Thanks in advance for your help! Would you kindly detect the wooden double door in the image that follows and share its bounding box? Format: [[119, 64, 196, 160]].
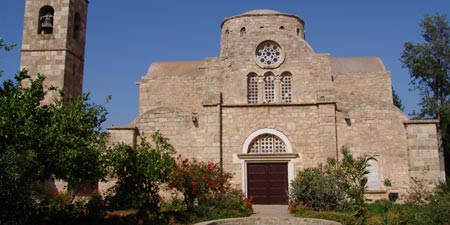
[[247, 163, 288, 205]]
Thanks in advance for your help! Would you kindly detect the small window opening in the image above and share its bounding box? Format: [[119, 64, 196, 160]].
[[279, 26, 285, 30], [260, 26, 264, 29], [345, 118, 351, 126], [225, 29, 229, 49], [296, 28, 300, 36], [38, 5, 55, 34], [73, 13, 81, 40], [240, 27, 246, 37]]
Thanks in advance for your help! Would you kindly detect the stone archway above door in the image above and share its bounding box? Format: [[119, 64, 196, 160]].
[[238, 128, 300, 204]]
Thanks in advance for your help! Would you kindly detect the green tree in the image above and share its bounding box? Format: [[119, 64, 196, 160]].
[[44, 92, 109, 191], [392, 86, 405, 111], [0, 71, 109, 224], [0, 37, 16, 76], [337, 149, 369, 224], [0, 71, 47, 224], [106, 132, 176, 213], [400, 14, 450, 176]]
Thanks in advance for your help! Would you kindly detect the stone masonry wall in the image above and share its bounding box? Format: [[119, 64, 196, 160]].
[[337, 103, 411, 194], [221, 105, 335, 187], [333, 71, 393, 110], [405, 121, 441, 182]]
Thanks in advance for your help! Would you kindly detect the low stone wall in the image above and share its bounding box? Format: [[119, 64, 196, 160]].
[[194, 217, 342, 225]]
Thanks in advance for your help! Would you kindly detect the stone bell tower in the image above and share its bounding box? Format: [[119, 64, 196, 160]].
[[20, 0, 89, 103]]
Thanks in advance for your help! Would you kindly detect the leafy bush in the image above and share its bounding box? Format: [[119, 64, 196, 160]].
[[289, 166, 345, 211], [291, 206, 357, 225], [426, 184, 450, 224], [168, 155, 232, 211], [34, 191, 107, 225], [194, 189, 253, 221], [403, 174, 431, 204], [289, 149, 368, 224], [105, 132, 176, 212]]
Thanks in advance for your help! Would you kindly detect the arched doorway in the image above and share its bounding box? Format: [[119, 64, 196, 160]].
[[239, 129, 299, 205]]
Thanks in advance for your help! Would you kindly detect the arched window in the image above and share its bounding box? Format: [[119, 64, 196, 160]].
[[224, 29, 229, 49], [247, 73, 258, 104], [366, 158, 380, 190], [38, 5, 55, 34], [281, 72, 292, 103], [248, 133, 286, 154], [264, 72, 275, 103], [73, 12, 81, 40], [240, 27, 246, 37]]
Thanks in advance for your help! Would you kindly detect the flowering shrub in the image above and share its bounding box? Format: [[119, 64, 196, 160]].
[[169, 155, 232, 210], [195, 189, 253, 221]]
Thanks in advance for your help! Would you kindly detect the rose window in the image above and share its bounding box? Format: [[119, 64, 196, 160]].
[[255, 41, 283, 68]]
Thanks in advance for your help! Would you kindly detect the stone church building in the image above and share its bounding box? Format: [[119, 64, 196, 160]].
[[18, 0, 444, 204]]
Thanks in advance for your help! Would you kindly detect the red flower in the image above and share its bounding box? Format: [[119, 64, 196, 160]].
[[191, 181, 196, 187]]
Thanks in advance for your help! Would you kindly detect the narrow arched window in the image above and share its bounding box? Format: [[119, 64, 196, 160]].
[[240, 27, 246, 37], [38, 5, 55, 34], [366, 158, 380, 190], [225, 29, 229, 49], [264, 72, 275, 103], [281, 72, 292, 103], [248, 133, 286, 154], [247, 73, 258, 104], [73, 13, 81, 40]]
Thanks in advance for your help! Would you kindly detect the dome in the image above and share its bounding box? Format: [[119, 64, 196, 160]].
[[221, 9, 304, 28], [241, 9, 283, 15]]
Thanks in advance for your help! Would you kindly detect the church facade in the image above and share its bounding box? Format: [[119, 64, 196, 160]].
[[16, 0, 444, 205], [108, 10, 445, 204]]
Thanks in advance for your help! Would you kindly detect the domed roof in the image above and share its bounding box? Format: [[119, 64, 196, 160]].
[[242, 9, 282, 15], [221, 9, 304, 28]]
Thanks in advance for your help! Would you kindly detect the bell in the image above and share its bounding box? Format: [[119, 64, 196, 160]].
[[42, 20, 52, 28], [41, 14, 53, 28]]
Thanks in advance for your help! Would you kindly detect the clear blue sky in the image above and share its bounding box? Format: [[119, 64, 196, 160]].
[[1, 1, 449, 127]]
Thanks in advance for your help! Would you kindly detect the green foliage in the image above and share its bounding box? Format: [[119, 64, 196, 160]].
[[392, 86, 405, 111], [338, 149, 369, 223], [401, 14, 450, 119], [289, 148, 369, 224], [291, 206, 358, 225], [403, 176, 431, 204], [168, 155, 232, 211], [0, 71, 109, 224], [44, 92, 109, 190], [0, 71, 48, 224], [400, 14, 450, 176], [194, 189, 253, 221], [0, 37, 16, 76], [289, 166, 346, 211], [106, 132, 176, 212], [0, 37, 15, 51]]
